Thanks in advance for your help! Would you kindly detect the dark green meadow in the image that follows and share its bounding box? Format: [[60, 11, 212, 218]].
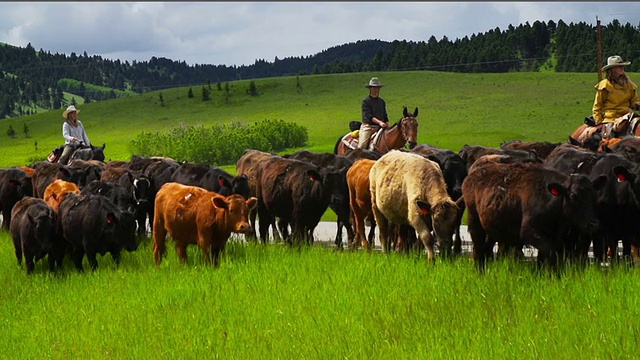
[[2, 71, 640, 358]]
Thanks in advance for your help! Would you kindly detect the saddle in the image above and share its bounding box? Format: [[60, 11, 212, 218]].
[[340, 127, 384, 151], [47, 145, 65, 163]]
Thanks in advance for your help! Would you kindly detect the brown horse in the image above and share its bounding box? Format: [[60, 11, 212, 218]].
[[569, 124, 603, 151], [334, 107, 419, 156]]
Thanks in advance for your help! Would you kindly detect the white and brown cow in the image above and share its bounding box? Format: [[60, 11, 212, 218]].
[[369, 150, 461, 262]]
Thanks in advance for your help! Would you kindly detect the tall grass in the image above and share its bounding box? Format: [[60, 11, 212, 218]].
[[1, 231, 640, 359]]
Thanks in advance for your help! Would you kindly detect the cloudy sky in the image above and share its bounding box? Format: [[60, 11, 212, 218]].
[[0, 2, 639, 67]]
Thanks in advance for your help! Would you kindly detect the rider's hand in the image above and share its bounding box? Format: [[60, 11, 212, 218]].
[[380, 122, 389, 128], [635, 101, 640, 110]]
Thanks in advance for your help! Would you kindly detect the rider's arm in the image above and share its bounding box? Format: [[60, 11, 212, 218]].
[[362, 98, 374, 124], [62, 122, 76, 144], [78, 121, 91, 146], [593, 81, 608, 125]]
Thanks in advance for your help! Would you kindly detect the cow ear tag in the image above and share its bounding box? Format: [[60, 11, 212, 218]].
[[212, 197, 227, 209], [107, 213, 115, 224], [617, 173, 627, 182], [416, 200, 430, 214], [218, 178, 225, 186], [547, 184, 562, 197]]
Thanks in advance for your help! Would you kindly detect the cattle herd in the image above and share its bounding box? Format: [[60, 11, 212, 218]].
[[3, 134, 640, 274]]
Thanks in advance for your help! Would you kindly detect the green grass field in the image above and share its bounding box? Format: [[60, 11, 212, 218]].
[[0, 70, 604, 169], [1, 232, 640, 359], [2, 70, 640, 358]]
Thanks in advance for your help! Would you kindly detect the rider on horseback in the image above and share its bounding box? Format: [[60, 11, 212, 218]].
[[358, 77, 389, 149], [592, 55, 640, 139], [58, 105, 92, 164]]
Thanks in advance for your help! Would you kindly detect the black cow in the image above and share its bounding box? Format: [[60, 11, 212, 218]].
[[66, 159, 104, 189], [607, 135, 640, 164], [10, 197, 59, 273], [463, 162, 603, 272], [500, 140, 563, 160], [0, 167, 34, 229], [31, 162, 74, 199], [81, 180, 138, 215], [143, 158, 180, 232], [342, 148, 382, 162], [284, 150, 355, 247], [585, 153, 640, 264], [236, 149, 281, 242], [458, 145, 540, 171], [171, 163, 250, 199], [59, 193, 138, 272], [411, 144, 468, 254], [100, 167, 153, 236], [545, 147, 640, 264], [257, 156, 329, 245]]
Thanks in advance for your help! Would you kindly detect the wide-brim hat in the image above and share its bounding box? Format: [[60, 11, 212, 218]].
[[62, 105, 80, 119], [602, 55, 631, 72], [365, 77, 384, 88]]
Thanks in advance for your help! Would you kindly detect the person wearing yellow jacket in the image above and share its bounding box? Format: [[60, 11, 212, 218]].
[[593, 55, 640, 138]]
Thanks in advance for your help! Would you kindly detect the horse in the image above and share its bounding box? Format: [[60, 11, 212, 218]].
[[569, 124, 603, 151], [49, 143, 106, 164], [69, 143, 106, 163], [334, 107, 418, 156]]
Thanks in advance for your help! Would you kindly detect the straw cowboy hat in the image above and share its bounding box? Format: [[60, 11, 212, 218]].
[[62, 105, 80, 119], [602, 55, 631, 72], [365, 77, 384, 88]]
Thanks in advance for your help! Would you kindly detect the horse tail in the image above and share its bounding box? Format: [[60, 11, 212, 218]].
[[333, 135, 343, 154]]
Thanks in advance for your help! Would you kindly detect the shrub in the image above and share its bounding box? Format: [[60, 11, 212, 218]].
[[129, 119, 308, 165]]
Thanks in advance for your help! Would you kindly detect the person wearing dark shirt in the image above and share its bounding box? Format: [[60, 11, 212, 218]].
[[358, 77, 389, 149]]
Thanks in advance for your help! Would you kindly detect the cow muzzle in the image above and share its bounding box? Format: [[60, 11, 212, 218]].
[[234, 222, 253, 234]]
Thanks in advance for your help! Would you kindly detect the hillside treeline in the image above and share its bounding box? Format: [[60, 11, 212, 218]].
[[1, 19, 640, 119]]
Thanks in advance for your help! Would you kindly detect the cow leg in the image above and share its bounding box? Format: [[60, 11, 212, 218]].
[[176, 243, 188, 264], [71, 248, 85, 272], [372, 209, 391, 253], [23, 250, 35, 274], [334, 219, 343, 248], [110, 248, 122, 266], [466, 209, 488, 271], [344, 216, 355, 248], [212, 247, 222, 268], [592, 235, 607, 265], [13, 238, 23, 266], [257, 206, 272, 244], [247, 208, 258, 240], [351, 209, 365, 250], [453, 212, 464, 256], [84, 245, 99, 271], [2, 205, 12, 229], [366, 215, 377, 250], [153, 221, 168, 266]]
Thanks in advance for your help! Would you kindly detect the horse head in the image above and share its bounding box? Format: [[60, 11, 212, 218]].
[[400, 107, 419, 149]]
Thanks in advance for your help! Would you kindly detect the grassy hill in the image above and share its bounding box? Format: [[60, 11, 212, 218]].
[[0, 70, 606, 169]]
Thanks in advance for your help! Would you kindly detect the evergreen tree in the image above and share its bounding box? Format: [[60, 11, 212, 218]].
[[248, 80, 258, 96], [188, 87, 194, 98], [7, 124, 16, 138], [23, 123, 30, 138], [202, 86, 211, 101], [159, 92, 165, 106]]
